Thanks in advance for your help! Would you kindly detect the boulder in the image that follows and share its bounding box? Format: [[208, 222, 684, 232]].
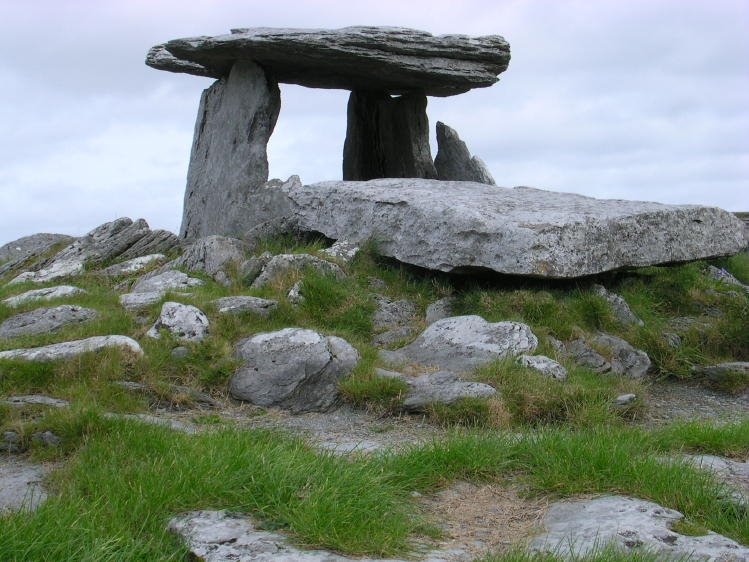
[[179, 61, 281, 240], [425, 297, 455, 325], [434, 122, 495, 184], [281, 179, 746, 278], [591, 333, 651, 379], [0, 335, 143, 361], [147, 302, 209, 342], [172, 235, 251, 285], [99, 254, 165, 276], [147, 26, 511, 97], [250, 253, 344, 288], [130, 269, 204, 294], [211, 296, 278, 316], [371, 326, 415, 347], [0, 233, 74, 264], [0, 305, 98, 338], [377, 369, 496, 412], [592, 284, 644, 326], [529, 495, 749, 560], [239, 251, 273, 285], [381, 315, 537, 372], [517, 355, 567, 380], [229, 328, 359, 413], [2, 285, 86, 307]]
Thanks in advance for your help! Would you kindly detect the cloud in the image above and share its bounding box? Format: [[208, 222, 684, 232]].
[[0, 0, 747, 244]]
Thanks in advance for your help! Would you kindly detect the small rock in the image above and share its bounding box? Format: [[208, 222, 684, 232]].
[[592, 284, 644, 327], [563, 338, 611, 373], [31, 431, 61, 448], [591, 333, 651, 379], [706, 265, 749, 292], [119, 291, 166, 310], [0, 335, 143, 361], [171, 346, 189, 359], [287, 280, 305, 304], [238, 252, 273, 285], [2, 395, 70, 408], [1, 431, 23, 454], [250, 254, 344, 288], [399, 370, 497, 412], [518, 355, 567, 381], [130, 269, 204, 294], [614, 393, 637, 406], [99, 254, 165, 276], [2, 285, 86, 307], [211, 295, 278, 316], [0, 305, 98, 338], [373, 296, 417, 331], [147, 302, 209, 342], [321, 240, 360, 263], [425, 297, 455, 325], [371, 326, 416, 347]]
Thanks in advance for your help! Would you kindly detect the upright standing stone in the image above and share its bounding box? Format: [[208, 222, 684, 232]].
[[343, 91, 436, 181], [434, 122, 495, 184], [180, 61, 281, 240]]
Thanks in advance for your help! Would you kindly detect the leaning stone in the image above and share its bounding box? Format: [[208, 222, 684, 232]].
[[173, 236, 250, 285], [99, 254, 165, 276], [529, 495, 749, 560], [250, 254, 344, 288], [211, 296, 278, 316], [131, 269, 204, 293], [434, 122, 495, 184], [147, 302, 209, 342], [592, 284, 644, 326], [0, 459, 48, 513], [9, 259, 84, 285], [2, 395, 70, 408], [282, 179, 746, 278], [591, 333, 651, 379], [2, 285, 86, 307], [517, 355, 567, 381], [381, 315, 537, 373], [0, 335, 143, 361], [0, 305, 98, 338], [0, 233, 74, 264], [229, 328, 359, 413], [425, 297, 455, 325], [148, 26, 511, 96], [398, 370, 497, 412], [321, 240, 360, 263]]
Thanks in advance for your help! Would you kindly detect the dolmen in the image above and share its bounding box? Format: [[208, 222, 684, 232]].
[[147, 26, 746, 278]]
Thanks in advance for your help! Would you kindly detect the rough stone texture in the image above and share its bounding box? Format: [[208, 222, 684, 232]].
[[425, 297, 455, 325], [343, 91, 436, 181], [169, 509, 458, 562], [2, 395, 70, 408], [287, 281, 305, 305], [173, 235, 251, 284], [131, 269, 204, 294], [706, 265, 749, 293], [281, 179, 746, 278], [0, 335, 143, 361], [1, 430, 22, 453], [119, 291, 166, 310], [9, 259, 84, 284], [0, 459, 48, 513], [0, 305, 97, 338], [147, 302, 209, 342], [0, 233, 73, 264], [180, 61, 281, 240], [373, 296, 417, 331], [377, 369, 496, 412], [250, 254, 344, 288], [434, 122, 495, 184], [147, 26, 511, 97], [529, 495, 749, 561], [518, 355, 567, 380], [230, 328, 359, 413], [211, 296, 278, 316], [694, 362, 749, 386], [371, 326, 415, 347], [592, 284, 644, 326], [239, 251, 273, 285], [321, 240, 360, 263], [116, 229, 180, 260], [99, 254, 165, 276], [592, 333, 651, 379], [381, 315, 537, 372], [2, 285, 86, 307], [682, 454, 749, 498], [555, 338, 611, 373]]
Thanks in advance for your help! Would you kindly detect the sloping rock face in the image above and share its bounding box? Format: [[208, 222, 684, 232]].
[[147, 27, 511, 97], [180, 62, 280, 240], [0, 305, 98, 338], [434, 122, 495, 184], [0, 233, 73, 264], [282, 179, 746, 278]]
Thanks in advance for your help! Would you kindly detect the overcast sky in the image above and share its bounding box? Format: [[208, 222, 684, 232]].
[[1, 0, 747, 245]]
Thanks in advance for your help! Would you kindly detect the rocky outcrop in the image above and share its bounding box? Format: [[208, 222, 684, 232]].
[[147, 302, 209, 342], [0, 335, 143, 361], [343, 91, 436, 181], [0, 305, 98, 338], [0, 233, 73, 264], [180, 61, 280, 240], [250, 254, 344, 288], [2, 285, 86, 307], [281, 179, 746, 278], [381, 315, 537, 372], [706, 265, 749, 293], [434, 122, 495, 184], [211, 296, 278, 316], [147, 27, 511, 97], [99, 254, 165, 276], [172, 236, 250, 285], [116, 230, 180, 260], [529, 495, 749, 560], [229, 328, 359, 413]]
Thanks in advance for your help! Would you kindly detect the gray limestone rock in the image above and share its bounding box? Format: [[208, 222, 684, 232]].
[[0, 305, 98, 338], [119, 291, 166, 310], [434, 122, 495, 184], [614, 393, 637, 406], [230, 328, 359, 413], [372, 296, 417, 331], [147, 26, 511, 97], [9, 259, 84, 284], [592, 284, 644, 326], [378, 370, 497, 412], [517, 355, 568, 380], [1, 431, 23, 454], [2, 285, 86, 307], [381, 315, 537, 373], [131, 269, 204, 294], [425, 297, 455, 325], [116, 229, 180, 260], [281, 179, 746, 278], [0, 335, 143, 361], [211, 296, 278, 316], [2, 395, 70, 408], [529, 495, 749, 561], [0, 459, 48, 513], [239, 251, 273, 285], [706, 265, 749, 293], [147, 302, 209, 342], [31, 431, 61, 448], [173, 235, 251, 284], [591, 333, 651, 379], [251, 254, 344, 289], [321, 240, 360, 263], [694, 362, 749, 388], [0, 233, 74, 264], [343, 91, 436, 181], [99, 254, 165, 276], [180, 61, 281, 241], [556, 338, 611, 373], [171, 346, 189, 359], [287, 280, 305, 305], [371, 326, 416, 348]]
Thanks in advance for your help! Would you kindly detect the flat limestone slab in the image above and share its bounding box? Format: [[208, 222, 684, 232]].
[[0, 459, 48, 513], [0, 335, 143, 361], [284, 179, 745, 278], [147, 26, 510, 96]]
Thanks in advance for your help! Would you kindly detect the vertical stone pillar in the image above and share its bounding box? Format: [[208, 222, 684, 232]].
[[180, 61, 281, 240], [342, 91, 437, 181]]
